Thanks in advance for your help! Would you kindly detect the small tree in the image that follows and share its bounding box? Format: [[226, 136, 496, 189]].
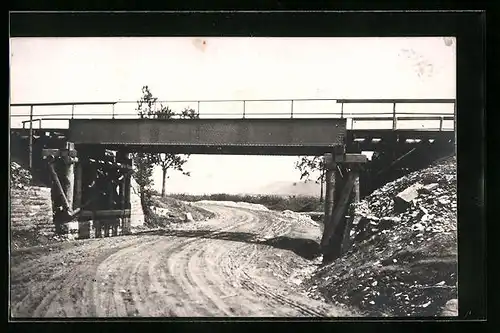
[[133, 85, 199, 199], [295, 156, 326, 203]]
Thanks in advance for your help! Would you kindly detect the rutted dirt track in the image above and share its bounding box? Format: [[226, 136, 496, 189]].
[[10, 204, 355, 318]]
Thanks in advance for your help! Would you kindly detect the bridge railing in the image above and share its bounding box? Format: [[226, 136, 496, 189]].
[[10, 98, 456, 131]]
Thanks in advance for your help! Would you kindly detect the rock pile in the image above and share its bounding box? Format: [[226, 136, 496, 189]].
[[281, 210, 320, 228], [10, 162, 32, 189], [304, 156, 458, 317]]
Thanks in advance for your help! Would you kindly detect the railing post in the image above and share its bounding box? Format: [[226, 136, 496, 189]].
[[453, 102, 457, 154], [392, 102, 397, 130], [439, 116, 444, 131], [198, 101, 201, 115], [340, 102, 344, 119], [29, 105, 33, 175], [112, 104, 115, 119], [291, 100, 294, 118], [71, 104, 75, 119], [243, 100, 246, 119]]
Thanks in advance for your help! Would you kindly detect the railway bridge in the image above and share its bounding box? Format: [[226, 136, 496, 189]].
[[10, 98, 455, 261]]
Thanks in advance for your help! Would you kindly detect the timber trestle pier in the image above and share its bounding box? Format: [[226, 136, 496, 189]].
[[43, 143, 134, 238], [10, 98, 455, 262]]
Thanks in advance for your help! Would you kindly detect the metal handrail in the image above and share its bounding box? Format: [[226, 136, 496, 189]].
[[11, 98, 456, 133], [10, 98, 456, 118], [11, 98, 455, 105], [12, 112, 455, 118]]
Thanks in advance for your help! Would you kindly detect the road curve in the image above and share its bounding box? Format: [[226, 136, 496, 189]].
[[10, 204, 354, 317]]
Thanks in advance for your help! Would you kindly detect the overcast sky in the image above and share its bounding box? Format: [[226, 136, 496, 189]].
[[10, 37, 456, 194]]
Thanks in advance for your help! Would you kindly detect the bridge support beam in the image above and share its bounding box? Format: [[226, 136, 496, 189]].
[[117, 151, 132, 235], [323, 153, 336, 235], [321, 153, 367, 264], [43, 143, 79, 236]]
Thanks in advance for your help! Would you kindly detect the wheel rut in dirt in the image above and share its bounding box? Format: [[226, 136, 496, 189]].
[[10, 204, 354, 317]]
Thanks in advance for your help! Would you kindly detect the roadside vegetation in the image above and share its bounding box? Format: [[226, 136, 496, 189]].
[[168, 193, 322, 213]]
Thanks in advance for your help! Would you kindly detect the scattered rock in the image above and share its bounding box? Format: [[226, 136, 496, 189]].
[[441, 299, 458, 316], [411, 223, 425, 232], [184, 212, 194, 222], [418, 183, 439, 194], [394, 183, 424, 212]]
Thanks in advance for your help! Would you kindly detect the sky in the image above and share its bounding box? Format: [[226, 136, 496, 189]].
[[10, 37, 456, 194]]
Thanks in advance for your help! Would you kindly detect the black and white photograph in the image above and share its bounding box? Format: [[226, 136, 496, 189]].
[[10, 32, 458, 318]]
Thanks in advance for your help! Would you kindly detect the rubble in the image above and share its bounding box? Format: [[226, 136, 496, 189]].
[[441, 298, 458, 316], [146, 195, 215, 228], [10, 162, 32, 189], [418, 183, 439, 195], [304, 156, 457, 317], [184, 212, 194, 222], [281, 209, 320, 228], [394, 183, 423, 212]]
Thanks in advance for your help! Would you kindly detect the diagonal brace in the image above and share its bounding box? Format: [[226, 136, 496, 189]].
[[48, 162, 81, 217]]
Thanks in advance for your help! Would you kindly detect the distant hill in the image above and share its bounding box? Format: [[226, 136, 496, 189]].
[[250, 180, 321, 197]]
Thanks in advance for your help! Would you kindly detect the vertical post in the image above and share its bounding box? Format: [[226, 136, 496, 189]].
[[439, 116, 444, 131], [392, 102, 397, 130], [291, 100, 294, 118], [112, 103, 115, 119], [120, 175, 126, 234], [63, 143, 75, 212], [119, 152, 132, 235], [198, 101, 201, 116], [123, 171, 131, 235], [75, 160, 90, 239], [340, 102, 344, 119], [29, 105, 33, 174], [74, 161, 82, 211], [49, 159, 64, 234], [341, 166, 360, 254], [453, 101, 457, 155], [323, 153, 335, 234], [243, 100, 246, 118], [71, 104, 75, 119], [321, 167, 355, 262]]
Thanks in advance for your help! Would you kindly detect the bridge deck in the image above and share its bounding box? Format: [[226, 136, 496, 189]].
[[11, 123, 454, 155]]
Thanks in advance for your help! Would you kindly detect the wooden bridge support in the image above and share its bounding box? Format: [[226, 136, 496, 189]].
[[43, 143, 79, 235], [117, 151, 133, 235], [42, 145, 133, 239], [321, 153, 367, 264]]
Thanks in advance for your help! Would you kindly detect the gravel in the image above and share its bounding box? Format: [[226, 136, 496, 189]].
[[304, 156, 458, 317]]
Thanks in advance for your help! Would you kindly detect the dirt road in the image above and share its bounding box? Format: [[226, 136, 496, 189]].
[[10, 204, 355, 317]]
